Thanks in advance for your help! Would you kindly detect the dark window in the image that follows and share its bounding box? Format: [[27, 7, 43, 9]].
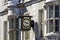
[[55, 20, 59, 31], [55, 5, 59, 17], [16, 30, 19, 40], [16, 18, 19, 29]]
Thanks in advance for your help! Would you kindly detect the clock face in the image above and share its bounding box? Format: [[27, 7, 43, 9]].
[[23, 19, 30, 27], [21, 16, 31, 30]]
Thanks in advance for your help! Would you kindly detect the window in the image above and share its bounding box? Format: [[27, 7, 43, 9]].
[[9, 18, 14, 40], [9, 30, 19, 40], [9, 18, 19, 40], [55, 5, 59, 17], [16, 18, 19, 29], [9, 18, 14, 29], [55, 20, 59, 31], [16, 30, 19, 40], [46, 5, 59, 33], [9, 31, 14, 40], [47, 20, 59, 33], [9, 18, 19, 29], [49, 20, 54, 32], [49, 6, 53, 18], [48, 5, 59, 18]]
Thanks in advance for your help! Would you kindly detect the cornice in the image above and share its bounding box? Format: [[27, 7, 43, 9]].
[[0, 9, 8, 16]]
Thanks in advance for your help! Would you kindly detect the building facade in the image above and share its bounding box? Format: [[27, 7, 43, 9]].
[[0, 0, 60, 40], [44, 0, 60, 40]]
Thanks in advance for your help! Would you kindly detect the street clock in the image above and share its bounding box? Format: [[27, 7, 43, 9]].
[[23, 19, 30, 27], [20, 16, 32, 30]]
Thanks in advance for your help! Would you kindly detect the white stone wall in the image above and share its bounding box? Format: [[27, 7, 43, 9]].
[[0, 0, 4, 12], [0, 0, 7, 12], [26, 1, 45, 40], [0, 0, 8, 40], [0, 14, 8, 40]]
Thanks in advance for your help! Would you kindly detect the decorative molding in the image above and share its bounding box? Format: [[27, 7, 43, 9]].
[[0, 9, 8, 16]]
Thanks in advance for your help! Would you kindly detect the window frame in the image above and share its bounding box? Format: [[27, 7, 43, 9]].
[[46, 4, 60, 33], [9, 18, 19, 40]]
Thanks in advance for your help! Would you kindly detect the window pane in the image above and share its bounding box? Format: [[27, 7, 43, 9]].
[[16, 30, 19, 40], [55, 12, 59, 17], [55, 5, 59, 17], [55, 20, 59, 31], [49, 6, 53, 18], [46, 21, 49, 33], [55, 5, 59, 10], [16, 18, 19, 29], [55, 20, 59, 25], [49, 20, 53, 32], [49, 25, 53, 32], [55, 26, 59, 32], [49, 20, 53, 25], [9, 18, 14, 29], [9, 31, 14, 40]]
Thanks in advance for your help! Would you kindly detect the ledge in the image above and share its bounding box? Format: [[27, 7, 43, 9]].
[[45, 32, 60, 37]]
